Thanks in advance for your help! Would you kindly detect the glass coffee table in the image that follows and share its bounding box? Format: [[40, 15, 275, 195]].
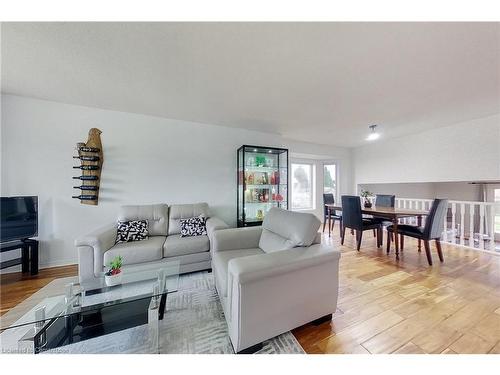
[[0, 260, 180, 354]]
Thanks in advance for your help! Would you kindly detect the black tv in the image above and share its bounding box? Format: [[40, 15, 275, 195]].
[[1, 196, 38, 243]]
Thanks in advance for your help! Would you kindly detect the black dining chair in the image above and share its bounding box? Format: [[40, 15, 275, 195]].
[[371, 194, 396, 247], [323, 193, 342, 234], [375, 194, 396, 208], [341, 195, 382, 251], [386, 199, 448, 265]]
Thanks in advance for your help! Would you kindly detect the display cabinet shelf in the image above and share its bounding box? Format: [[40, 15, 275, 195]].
[[243, 166, 288, 171], [244, 202, 281, 205], [237, 145, 288, 227]]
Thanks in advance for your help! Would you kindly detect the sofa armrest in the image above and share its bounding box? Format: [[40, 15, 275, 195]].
[[75, 223, 117, 282], [228, 244, 340, 283], [211, 227, 262, 252], [206, 217, 229, 238]]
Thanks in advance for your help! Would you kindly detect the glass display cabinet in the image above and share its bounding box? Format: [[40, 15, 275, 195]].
[[237, 145, 288, 227]]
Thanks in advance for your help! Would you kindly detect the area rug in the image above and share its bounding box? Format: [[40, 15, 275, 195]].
[[2, 271, 305, 354]]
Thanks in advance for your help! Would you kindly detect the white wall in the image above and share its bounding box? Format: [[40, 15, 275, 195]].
[[353, 114, 500, 187], [0, 94, 352, 269]]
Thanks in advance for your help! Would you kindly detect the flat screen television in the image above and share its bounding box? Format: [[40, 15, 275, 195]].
[[1, 196, 38, 242]]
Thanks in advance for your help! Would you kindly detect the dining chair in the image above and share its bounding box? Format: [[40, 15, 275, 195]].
[[372, 194, 396, 247], [341, 195, 382, 251], [375, 194, 396, 207], [323, 193, 342, 234], [386, 198, 448, 265]]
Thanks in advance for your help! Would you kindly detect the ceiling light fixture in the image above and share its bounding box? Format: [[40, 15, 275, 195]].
[[366, 125, 380, 141]]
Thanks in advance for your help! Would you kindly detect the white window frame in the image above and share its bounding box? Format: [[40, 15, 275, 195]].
[[291, 162, 316, 211], [322, 162, 338, 203]]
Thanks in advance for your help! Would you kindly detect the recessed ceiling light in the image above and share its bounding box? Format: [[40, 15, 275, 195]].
[[366, 125, 380, 141], [268, 150, 272, 153], [253, 149, 258, 152]]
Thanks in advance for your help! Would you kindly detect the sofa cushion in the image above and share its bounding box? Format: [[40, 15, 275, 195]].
[[259, 208, 321, 253], [163, 234, 210, 258], [118, 204, 169, 236], [168, 203, 210, 235], [180, 216, 207, 237], [115, 220, 149, 244], [104, 236, 165, 268], [212, 248, 264, 296]]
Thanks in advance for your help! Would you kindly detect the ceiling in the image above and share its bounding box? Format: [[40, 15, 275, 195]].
[[1, 22, 499, 147]]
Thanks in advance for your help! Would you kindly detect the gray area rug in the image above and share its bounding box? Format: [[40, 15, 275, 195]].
[[47, 271, 305, 354]]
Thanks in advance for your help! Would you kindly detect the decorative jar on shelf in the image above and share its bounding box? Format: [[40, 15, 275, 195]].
[[256, 209, 264, 221]]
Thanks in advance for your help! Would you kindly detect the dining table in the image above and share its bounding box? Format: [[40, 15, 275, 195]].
[[325, 204, 430, 259]]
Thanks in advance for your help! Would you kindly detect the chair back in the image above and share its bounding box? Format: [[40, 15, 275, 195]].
[[423, 199, 449, 239], [259, 208, 321, 253], [341, 195, 363, 230], [323, 193, 334, 216], [375, 194, 395, 208]]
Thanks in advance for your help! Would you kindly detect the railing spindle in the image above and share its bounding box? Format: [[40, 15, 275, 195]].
[[443, 211, 448, 243], [451, 203, 457, 244], [469, 204, 475, 248], [460, 203, 465, 246], [489, 205, 495, 251], [479, 204, 485, 250]]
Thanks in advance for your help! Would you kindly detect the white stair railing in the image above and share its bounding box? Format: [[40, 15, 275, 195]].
[[393, 198, 499, 252]]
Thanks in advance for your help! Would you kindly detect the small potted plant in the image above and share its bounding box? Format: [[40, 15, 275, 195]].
[[105, 255, 123, 286], [360, 190, 373, 208]]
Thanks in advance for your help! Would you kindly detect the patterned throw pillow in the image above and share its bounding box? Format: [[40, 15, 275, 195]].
[[180, 216, 207, 237], [115, 220, 149, 243]]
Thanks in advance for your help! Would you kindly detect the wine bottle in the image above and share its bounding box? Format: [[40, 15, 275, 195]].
[[73, 176, 99, 181], [73, 185, 98, 191], [78, 146, 100, 153], [73, 155, 100, 161], [73, 165, 99, 170], [72, 195, 97, 200]]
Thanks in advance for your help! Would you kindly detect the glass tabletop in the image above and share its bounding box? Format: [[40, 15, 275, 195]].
[[0, 260, 180, 332]]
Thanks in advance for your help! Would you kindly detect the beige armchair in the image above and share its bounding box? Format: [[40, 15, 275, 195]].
[[211, 208, 341, 353]]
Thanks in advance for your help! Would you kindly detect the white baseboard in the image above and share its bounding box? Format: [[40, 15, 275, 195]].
[[39, 259, 78, 269], [0, 259, 77, 274]]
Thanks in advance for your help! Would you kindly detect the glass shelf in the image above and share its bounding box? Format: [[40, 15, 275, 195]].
[[244, 166, 287, 170], [245, 185, 277, 189], [244, 202, 281, 205]]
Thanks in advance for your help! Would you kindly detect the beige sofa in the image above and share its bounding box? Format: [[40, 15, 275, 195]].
[[211, 207, 341, 353], [75, 203, 228, 283]]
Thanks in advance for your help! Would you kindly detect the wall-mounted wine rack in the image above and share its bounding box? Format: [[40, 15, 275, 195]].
[[72, 128, 103, 205]]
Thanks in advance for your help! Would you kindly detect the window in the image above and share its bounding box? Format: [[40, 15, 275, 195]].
[[323, 164, 337, 198], [291, 163, 315, 210]]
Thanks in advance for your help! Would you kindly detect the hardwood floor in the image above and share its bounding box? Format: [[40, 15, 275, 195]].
[[1, 230, 499, 354], [292, 228, 500, 354], [0, 264, 78, 316]]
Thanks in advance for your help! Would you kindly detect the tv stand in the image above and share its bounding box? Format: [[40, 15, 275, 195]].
[[0, 239, 39, 275]]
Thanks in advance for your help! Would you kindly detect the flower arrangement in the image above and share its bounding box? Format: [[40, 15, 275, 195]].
[[104, 256, 123, 286], [105, 255, 123, 276], [360, 190, 373, 199], [360, 190, 374, 208]]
